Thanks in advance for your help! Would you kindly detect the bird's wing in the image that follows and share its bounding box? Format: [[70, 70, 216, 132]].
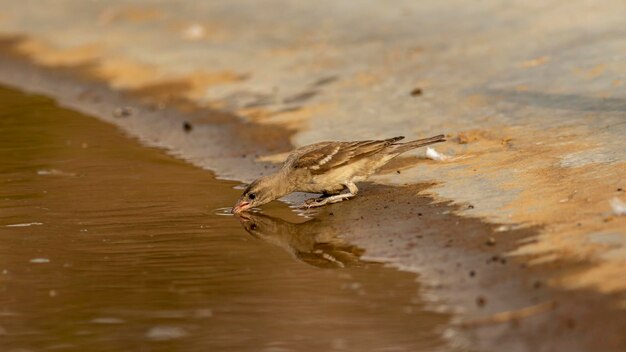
[[291, 137, 404, 174]]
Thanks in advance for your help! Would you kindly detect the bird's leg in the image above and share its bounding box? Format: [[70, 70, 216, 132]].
[[301, 183, 358, 208], [303, 192, 333, 206], [346, 182, 358, 196]]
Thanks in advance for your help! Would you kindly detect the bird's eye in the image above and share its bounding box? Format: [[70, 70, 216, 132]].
[[248, 193, 256, 200]]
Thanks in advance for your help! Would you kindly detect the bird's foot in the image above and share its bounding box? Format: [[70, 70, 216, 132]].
[[301, 196, 328, 209], [300, 193, 354, 209]]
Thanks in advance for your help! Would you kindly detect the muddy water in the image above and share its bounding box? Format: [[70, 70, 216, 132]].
[[0, 86, 450, 352]]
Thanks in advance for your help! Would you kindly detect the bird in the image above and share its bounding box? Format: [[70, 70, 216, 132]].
[[232, 134, 445, 213]]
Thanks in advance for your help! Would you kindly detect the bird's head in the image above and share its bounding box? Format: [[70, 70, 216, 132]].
[[232, 177, 277, 213]]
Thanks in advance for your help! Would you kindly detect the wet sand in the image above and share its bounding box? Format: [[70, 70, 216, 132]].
[[0, 86, 450, 351]]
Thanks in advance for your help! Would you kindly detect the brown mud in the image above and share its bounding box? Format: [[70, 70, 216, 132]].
[[0, 36, 626, 351]]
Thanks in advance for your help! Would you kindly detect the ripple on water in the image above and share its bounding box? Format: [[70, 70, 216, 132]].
[[145, 326, 188, 341], [213, 207, 235, 216], [213, 207, 264, 216], [6, 222, 43, 227], [90, 317, 125, 325]]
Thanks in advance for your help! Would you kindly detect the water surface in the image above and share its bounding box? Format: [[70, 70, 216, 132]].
[[0, 86, 449, 351]]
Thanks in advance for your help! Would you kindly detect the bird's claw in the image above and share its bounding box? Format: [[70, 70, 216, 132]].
[[300, 193, 355, 209], [300, 197, 328, 209]]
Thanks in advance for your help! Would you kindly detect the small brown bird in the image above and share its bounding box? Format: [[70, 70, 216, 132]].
[[232, 134, 445, 213]]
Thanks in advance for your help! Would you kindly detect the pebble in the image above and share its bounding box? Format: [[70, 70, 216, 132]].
[[113, 106, 134, 118], [410, 87, 423, 96]]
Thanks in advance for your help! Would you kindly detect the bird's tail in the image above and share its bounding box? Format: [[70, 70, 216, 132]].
[[393, 134, 446, 153]]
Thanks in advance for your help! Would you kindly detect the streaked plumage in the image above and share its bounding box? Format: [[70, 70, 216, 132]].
[[232, 134, 445, 213]]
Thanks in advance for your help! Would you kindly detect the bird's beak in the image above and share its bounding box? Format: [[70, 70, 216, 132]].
[[232, 201, 251, 214]]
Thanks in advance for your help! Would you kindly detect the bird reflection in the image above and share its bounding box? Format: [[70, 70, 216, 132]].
[[235, 212, 364, 269]]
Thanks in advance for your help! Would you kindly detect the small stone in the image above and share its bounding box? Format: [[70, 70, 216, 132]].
[[410, 87, 423, 96], [183, 121, 193, 132], [181, 24, 206, 41], [113, 106, 134, 118], [485, 237, 496, 246], [476, 296, 486, 307], [469, 270, 476, 277]]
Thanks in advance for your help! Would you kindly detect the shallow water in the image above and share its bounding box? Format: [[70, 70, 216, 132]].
[[0, 86, 449, 351]]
